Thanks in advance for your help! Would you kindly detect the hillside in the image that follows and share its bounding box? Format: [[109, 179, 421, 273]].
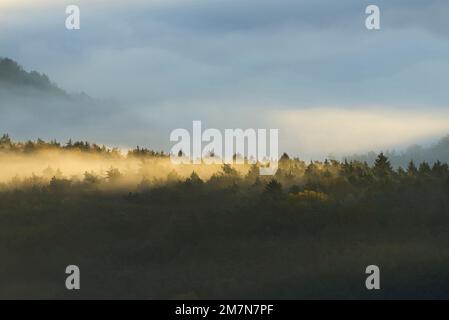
[[0, 58, 116, 143], [0, 57, 66, 96]]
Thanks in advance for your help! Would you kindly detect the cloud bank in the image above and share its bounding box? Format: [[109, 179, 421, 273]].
[[1, 0, 449, 158]]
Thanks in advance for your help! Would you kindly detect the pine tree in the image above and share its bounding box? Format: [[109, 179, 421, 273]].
[[373, 152, 393, 177], [407, 161, 418, 176], [263, 179, 283, 199]]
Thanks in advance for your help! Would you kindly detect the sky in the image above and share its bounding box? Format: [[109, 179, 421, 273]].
[[1, 0, 449, 159]]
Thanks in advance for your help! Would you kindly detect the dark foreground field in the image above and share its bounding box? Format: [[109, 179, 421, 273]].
[[1, 156, 449, 299]]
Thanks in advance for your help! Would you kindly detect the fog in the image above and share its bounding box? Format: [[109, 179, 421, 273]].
[[0, 147, 254, 190], [1, 1, 449, 160]]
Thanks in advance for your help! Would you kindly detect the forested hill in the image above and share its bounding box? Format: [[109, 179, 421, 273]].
[[0, 57, 66, 96], [347, 135, 449, 168], [0, 58, 113, 140]]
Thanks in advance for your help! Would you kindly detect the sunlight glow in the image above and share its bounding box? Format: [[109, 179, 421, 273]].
[[275, 107, 449, 158]]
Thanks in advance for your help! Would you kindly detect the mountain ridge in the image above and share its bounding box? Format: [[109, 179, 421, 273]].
[[0, 57, 68, 96]]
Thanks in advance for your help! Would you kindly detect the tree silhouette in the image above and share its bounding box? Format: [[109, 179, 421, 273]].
[[407, 161, 418, 176], [373, 152, 393, 178], [106, 167, 122, 182], [263, 179, 283, 199]]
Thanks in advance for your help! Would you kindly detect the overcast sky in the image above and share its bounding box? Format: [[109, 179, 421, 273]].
[[1, 0, 449, 159]]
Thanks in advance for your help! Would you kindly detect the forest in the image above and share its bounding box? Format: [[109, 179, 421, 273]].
[[0, 135, 448, 299]]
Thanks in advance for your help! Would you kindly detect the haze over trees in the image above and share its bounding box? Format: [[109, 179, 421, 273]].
[[2, 58, 449, 299], [346, 135, 449, 167], [0, 58, 65, 95], [0, 58, 117, 144], [0, 136, 449, 299]]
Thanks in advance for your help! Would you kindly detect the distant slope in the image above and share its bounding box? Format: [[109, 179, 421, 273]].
[[346, 135, 449, 167], [0, 57, 66, 96], [0, 57, 115, 141]]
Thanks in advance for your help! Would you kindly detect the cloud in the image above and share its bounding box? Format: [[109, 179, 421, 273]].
[[274, 107, 449, 159], [1, 0, 449, 157]]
